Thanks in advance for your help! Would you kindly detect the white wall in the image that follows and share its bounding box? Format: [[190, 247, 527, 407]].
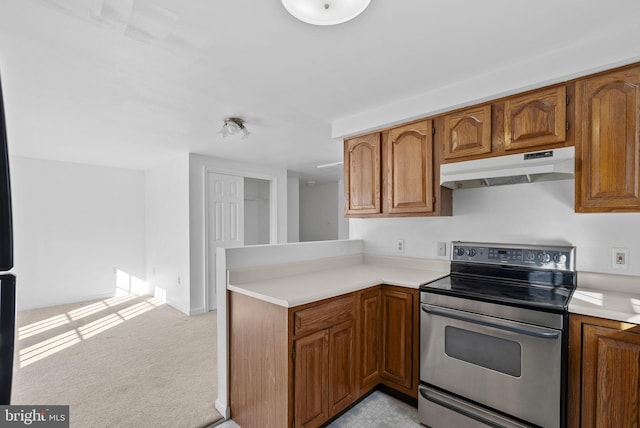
[[145, 154, 191, 314], [11, 157, 146, 310], [287, 174, 300, 243], [244, 178, 270, 245], [188, 154, 288, 314], [300, 181, 339, 242], [350, 180, 640, 277], [338, 179, 349, 240]]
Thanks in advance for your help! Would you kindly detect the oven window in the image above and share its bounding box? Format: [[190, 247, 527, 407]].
[[444, 326, 522, 377]]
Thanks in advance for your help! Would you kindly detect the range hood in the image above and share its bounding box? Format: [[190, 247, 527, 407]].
[[440, 146, 575, 189]]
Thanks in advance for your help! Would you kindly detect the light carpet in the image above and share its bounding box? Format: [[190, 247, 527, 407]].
[[12, 294, 222, 428]]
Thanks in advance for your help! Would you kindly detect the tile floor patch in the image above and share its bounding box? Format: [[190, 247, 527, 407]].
[[214, 391, 420, 427], [327, 391, 420, 428]]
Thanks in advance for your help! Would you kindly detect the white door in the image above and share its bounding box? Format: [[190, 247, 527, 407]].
[[207, 172, 244, 311]]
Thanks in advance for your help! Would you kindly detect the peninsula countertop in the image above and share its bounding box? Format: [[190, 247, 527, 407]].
[[226, 255, 449, 308]]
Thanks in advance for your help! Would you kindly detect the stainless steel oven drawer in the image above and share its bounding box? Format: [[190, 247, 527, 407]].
[[420, 303, 562, 428], [418, 386, 534, 428]]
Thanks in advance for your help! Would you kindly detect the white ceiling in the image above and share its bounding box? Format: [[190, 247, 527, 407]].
[[1, 0, 639, 182]]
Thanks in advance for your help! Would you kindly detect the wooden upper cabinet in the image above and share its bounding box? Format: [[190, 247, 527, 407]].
[[443, 105, 492, 159], [384, 120, 434, 214], [504, 86, 567, 151], [344, 133, 381, 215], [575, 66, 640, 212]]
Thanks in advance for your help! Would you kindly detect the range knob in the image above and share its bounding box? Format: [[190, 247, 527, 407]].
[[467, 248, 477, 257], [553, 253, 567, 264], [537, 252, 551, 263], [455, 247, 465, 256]]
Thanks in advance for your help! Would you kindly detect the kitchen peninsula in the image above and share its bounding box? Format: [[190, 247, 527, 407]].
[[216, 240, 640, 428], [216, 239, 448, 427]]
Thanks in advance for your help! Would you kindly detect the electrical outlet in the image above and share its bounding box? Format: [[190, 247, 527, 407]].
[[612, 248, 629, 269], [396, 239, 404, 253], [437, 241, 447, 257]]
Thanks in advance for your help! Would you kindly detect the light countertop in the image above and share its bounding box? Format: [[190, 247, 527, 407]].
[[227, 254, 640, 322], [570, 271, 640, 323], [227, 255, 449, 308]]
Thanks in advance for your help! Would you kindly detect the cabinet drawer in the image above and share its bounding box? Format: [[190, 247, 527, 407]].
[[294, 295, 355, 337]]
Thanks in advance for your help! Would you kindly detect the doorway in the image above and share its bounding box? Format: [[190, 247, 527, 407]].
[[244, 178, 271, 245], [205, 172, 272, 311]]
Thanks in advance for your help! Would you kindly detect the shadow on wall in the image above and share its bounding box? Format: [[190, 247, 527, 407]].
[[299, 181, 342, 242]]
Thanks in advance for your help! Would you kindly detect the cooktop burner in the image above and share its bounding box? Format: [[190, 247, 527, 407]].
[[420, 274, 574, 312], [420, 242, 577, 313]]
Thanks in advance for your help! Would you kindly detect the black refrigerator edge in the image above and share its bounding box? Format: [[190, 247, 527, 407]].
[[0, 69, 16, 405]]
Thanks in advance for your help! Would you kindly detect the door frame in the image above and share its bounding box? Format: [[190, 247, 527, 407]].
[[203, 166, 279, 312]]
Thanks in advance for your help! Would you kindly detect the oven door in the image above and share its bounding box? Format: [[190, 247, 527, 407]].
[[420, 303, 562, 428]]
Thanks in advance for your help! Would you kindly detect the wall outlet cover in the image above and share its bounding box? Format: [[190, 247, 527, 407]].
[[612, 248, 629, 269], [437, 241, 447, 257]]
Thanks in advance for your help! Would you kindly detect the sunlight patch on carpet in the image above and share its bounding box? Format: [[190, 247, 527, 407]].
[[18, 296, 164, 368]]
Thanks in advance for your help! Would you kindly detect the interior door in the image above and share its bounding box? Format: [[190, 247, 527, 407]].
[[207, 172, 244, 311]]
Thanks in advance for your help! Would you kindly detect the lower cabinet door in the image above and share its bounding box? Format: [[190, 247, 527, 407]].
[[358, 288, 382, 392], [294, 329, 329, 428], [381, 288, 414, 390], [581, 323, 640, 427], [328, 320, 356, 416]]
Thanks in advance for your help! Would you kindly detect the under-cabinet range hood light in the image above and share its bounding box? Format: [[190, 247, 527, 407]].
[[440, 146, 575, 190]]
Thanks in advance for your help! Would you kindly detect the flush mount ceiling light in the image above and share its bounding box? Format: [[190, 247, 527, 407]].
[[219, 117, 250, 139], [281, 0, 371, 26]]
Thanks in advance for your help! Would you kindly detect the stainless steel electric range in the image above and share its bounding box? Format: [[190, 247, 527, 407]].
[[419, 242, 576, 428]]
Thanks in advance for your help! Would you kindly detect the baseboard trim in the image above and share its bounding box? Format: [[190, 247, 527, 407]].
[[215, 399, 230, 419], [190, 306, 207, 316]]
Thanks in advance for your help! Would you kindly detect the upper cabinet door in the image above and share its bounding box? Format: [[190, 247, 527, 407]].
[[344, 133, 381, 215], [443, 105, 492, 159], [504, 86, 567, 151], [576, 66, 640, 212], [385, 120, 434, 214]]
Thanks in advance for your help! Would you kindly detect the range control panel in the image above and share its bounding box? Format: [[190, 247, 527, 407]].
[[451, 242, 575, 271]]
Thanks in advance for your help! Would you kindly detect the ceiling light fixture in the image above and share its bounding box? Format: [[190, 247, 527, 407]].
[[281, 0, 371, 26], [219, 117, 250, 139]]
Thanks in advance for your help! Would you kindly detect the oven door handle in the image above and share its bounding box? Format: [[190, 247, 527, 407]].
[[421, 304, 560, 339]]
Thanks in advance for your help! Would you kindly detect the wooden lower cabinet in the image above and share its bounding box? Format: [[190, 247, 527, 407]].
[[569, 313, 640, 427], [229, 286, 418, 428], [229, 292, 290, 428], [294, 320, 357, 427], [328, 320, 356, 415], [294, 329, 330, 428], [356, 287, 382, 394], [380, 286, 418, 396]]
